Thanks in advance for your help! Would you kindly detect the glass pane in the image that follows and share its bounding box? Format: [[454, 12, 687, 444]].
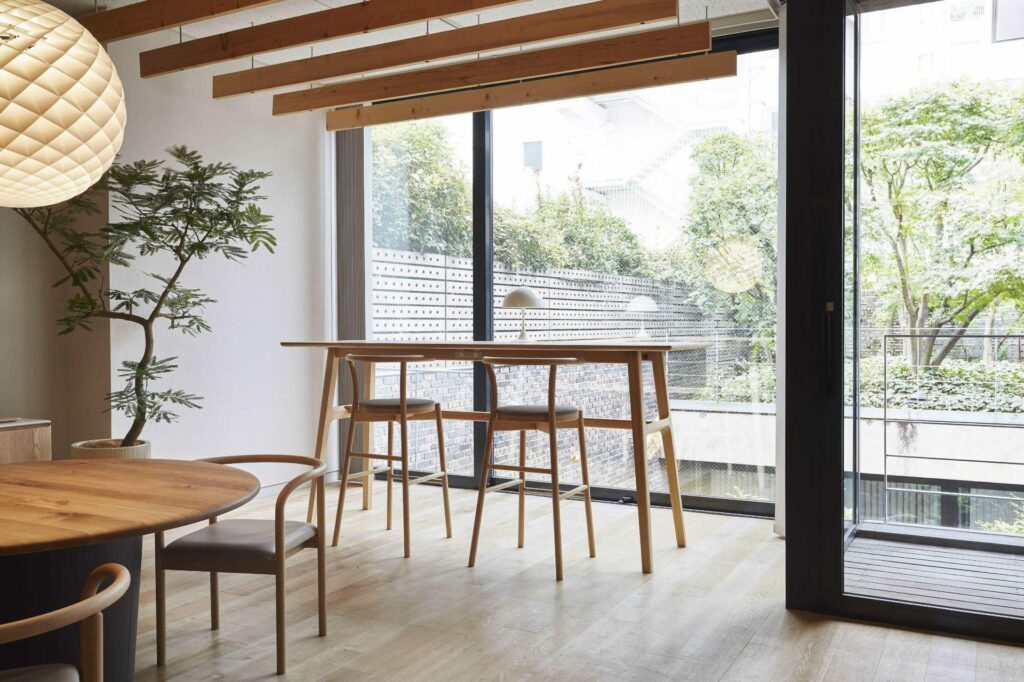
[[491, 51, 780, 500], [843, 6, 860, 537], [368, 114, 475, 476], [844, 0, 1024, 618]]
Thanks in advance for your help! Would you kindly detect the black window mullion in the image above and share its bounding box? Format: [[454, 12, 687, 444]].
[[472, 111, 494, 485]]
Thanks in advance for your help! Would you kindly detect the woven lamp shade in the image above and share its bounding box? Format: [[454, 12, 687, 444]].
[[0, 0, 126, 208]]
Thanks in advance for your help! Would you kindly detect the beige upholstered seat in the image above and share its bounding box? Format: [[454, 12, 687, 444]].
[[164, 519, 316, 562], [359, 397, 436, 414], [0, 665, 79, 682], [496, 404, 579, 419]]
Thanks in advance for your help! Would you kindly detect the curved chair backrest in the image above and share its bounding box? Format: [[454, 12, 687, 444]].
[[344, 354, 432, 411], [480, 357, 582, 413], [0, 563, 131, 682], [200, 455, 326, 525]]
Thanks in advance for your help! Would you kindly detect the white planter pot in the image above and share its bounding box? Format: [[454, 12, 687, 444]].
[[70, 439, 151, 460]]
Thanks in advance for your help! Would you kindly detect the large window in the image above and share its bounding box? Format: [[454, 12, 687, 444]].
[[491, 50, 780, 502], [357, 44, 781, 511], [368, 114, 476, 477]]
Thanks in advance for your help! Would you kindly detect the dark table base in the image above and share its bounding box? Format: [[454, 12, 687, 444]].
[[0, 536, 142, 682]]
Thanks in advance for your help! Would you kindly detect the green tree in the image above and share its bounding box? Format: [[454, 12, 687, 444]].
[[657, 133, 778, 336], [497, 175, 650, 277], [371, 121, 472, 256], [11, 147, 274, 446], [859, 81, 1024, 367]]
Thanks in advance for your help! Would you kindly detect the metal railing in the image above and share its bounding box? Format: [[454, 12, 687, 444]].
[[881, 333, 1024, 531]]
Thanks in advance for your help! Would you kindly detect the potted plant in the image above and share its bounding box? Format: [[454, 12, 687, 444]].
[[8, 146, 274, 458]]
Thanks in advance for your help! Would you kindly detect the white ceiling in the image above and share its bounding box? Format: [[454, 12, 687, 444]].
[[51, 0, 774, 81]]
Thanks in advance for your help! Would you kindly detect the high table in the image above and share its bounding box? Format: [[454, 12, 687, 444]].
[[0, 459, 260, 681], [284, 340, 708, 575]]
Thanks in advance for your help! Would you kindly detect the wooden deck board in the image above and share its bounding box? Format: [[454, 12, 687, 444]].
[[846, 537, 1024, 620]]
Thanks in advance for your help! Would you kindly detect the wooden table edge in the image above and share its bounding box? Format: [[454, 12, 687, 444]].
[[0, 460, 261, 557]]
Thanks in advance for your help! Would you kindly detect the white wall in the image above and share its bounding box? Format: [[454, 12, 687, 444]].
[[106, 35, 334, 482], [0, 204, 111, 457]]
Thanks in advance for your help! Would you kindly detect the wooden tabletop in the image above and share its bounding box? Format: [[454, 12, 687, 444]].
[[282, 339, 711, 352], [0, 459, 261, 556]]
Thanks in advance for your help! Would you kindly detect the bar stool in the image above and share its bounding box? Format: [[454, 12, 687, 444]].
[[468, 357, 596, 581], [333, 354, 452, 558]]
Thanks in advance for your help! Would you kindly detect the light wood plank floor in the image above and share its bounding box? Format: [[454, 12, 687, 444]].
[[135, 484, 1024, 681]]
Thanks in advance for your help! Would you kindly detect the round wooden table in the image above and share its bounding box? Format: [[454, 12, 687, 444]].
[[0, 459, 260, 681]]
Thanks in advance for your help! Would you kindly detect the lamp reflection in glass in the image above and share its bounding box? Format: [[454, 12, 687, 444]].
[[627, 295, 658, 338], [502, 286, 544, 342]]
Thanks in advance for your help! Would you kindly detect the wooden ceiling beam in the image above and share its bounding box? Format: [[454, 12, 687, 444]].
[[325, 51, 737, 131], [79, 0, 285, 43], [139, 0, 525, 78], [213, 0, 678, 98], [275, 22, 710, 115]]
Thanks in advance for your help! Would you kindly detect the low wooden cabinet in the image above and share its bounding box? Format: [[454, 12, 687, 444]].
[[0, 419, 52, 464]]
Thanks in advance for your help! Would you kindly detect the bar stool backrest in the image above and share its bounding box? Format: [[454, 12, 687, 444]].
[[480, 357, 582, 421], [344, 354, 431, 411]]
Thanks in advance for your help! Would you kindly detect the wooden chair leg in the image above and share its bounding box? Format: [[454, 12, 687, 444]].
[[549, 424, 563, 582], [578, 415, 596, 558], [275, 559, 286, 675], [210, 572, 219, 630], [436, 404, 453, 539], [316, 478, 327, 638], [400, 416, 412, 559], [386, 420, 394, 531], [332, 415, 358, 547], [155, 532, 166, 667], [468, 418, 497, 568], [518, 430, 527, 549]]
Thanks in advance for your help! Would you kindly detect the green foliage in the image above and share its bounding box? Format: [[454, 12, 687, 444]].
[[979, 503, 1024, 536], [495, 179, 651, 277], [859, 81, 1024, 366], [856, 358, 1024, 413], [371, 121, 472, 256], [370, 121, 651, 276], [656, 133, 778, 335], [11, 147, 274, 445], [698, 360, 776, 404]]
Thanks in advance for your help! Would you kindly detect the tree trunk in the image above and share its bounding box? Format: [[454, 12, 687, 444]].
[[983, 306, 997, 363], [121, 322, 154, 447]]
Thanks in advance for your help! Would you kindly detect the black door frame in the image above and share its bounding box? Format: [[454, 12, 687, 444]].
[[782, 0, 1024, 642]]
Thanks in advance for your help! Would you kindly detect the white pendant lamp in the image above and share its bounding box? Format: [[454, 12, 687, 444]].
[[0, 0, 126, 208]]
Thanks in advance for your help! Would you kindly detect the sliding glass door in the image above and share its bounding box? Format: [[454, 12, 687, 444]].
[[842, 0, 1024, 624], [786, 0, 1024, 643]]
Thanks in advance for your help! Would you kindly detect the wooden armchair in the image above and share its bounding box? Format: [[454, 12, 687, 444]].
[[0, 563, 131, 682], [155, 455, 326, 676]]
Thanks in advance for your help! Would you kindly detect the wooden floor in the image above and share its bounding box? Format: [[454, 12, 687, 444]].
[[845, 538, 1024, 620], [135, 484, 1024, 681]]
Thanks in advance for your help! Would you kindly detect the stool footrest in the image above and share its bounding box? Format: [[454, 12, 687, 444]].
[[347, 466, 391, 481], [349, 452, 399, 463], [490, 463, 551, 475], [486, 478, 524, 493], [644, 417, 672, 436], [408, 471, 446, 486], [558, 484, 589, 501]]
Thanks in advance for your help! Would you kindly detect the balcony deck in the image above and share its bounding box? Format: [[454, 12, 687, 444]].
[[845, 537, 1024, 619]]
